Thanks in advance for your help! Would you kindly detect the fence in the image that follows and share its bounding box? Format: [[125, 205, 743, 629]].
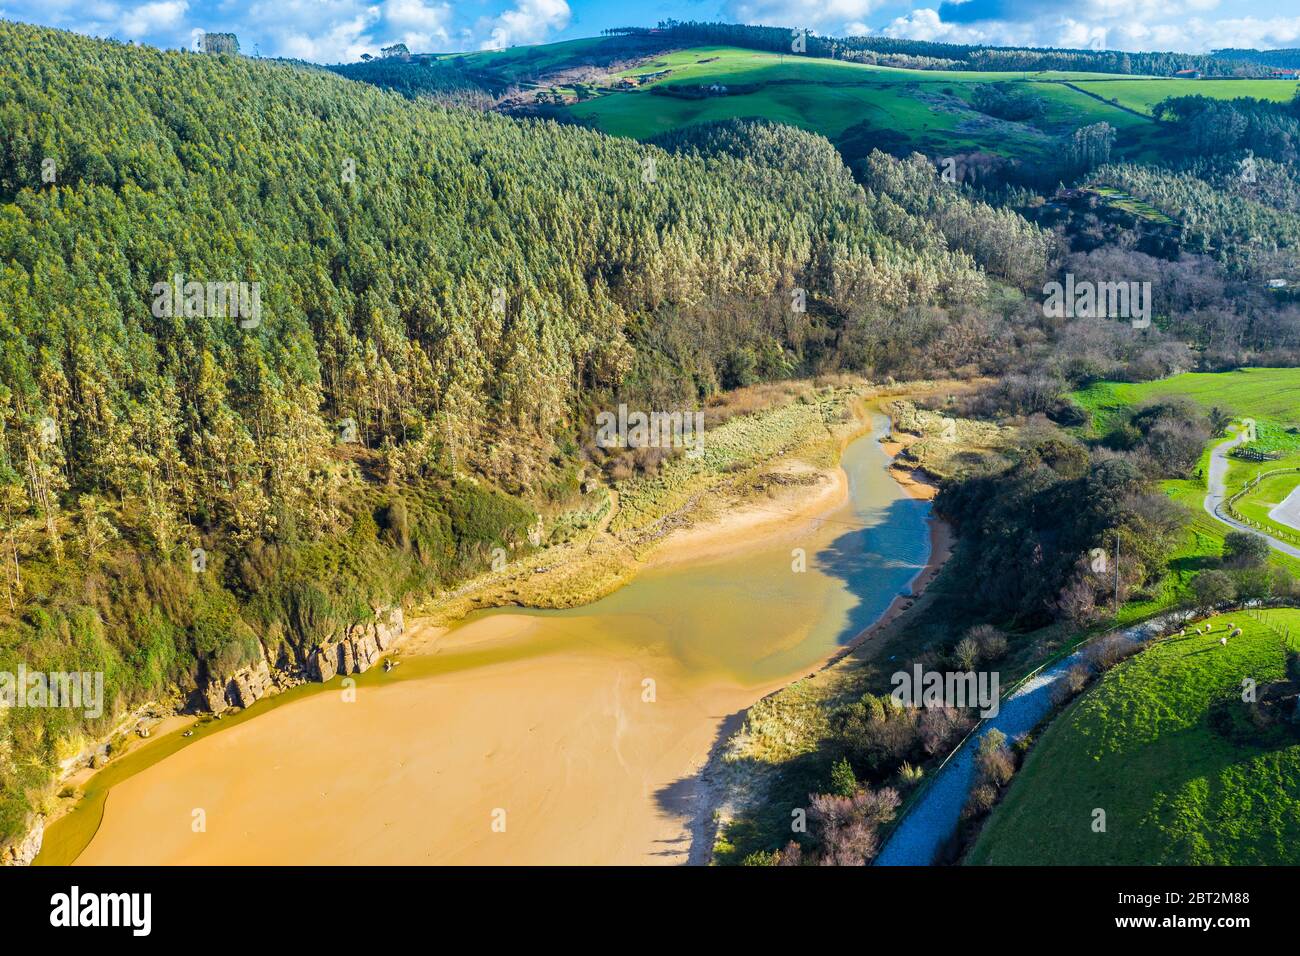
[[1224, 466, 1300, 546]]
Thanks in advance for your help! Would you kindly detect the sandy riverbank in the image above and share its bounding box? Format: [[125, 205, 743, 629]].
[[78, 612, 780, 865], [64, 398, 953, 867]]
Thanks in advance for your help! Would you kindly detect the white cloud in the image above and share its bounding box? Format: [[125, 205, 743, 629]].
[[479, 0, 570, 50], [384, 0, 452, 50], [116, 0, 187, 38], [885, 4, 1300, 53], [724, 0, 885, 34]]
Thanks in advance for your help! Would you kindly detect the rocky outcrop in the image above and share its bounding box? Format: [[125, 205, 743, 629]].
[[310, 606, 405, 682], [199, 606, 406, 709], [201, 645, 274, 714], [1, 817, 43, 866]]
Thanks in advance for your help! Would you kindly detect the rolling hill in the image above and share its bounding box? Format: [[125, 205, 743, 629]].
[[969, 609, 1300, 865]]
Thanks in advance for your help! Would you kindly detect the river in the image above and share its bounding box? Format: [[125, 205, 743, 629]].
[[44, 411, 934, 865]]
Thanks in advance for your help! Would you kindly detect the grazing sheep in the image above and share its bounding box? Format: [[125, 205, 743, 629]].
[[1220, 636, 1228, 647], [1230, 627, 1242, 638]]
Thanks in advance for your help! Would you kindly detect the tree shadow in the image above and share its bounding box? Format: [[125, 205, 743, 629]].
[[812, 495, 935, 647]]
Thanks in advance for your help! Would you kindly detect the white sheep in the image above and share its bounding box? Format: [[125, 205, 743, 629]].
[[1220, 636, 1228, 646]]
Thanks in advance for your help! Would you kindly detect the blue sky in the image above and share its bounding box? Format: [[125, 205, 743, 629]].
[[2, 0, 1298, 62]]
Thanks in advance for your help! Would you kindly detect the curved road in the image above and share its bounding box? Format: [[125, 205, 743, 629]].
[[877, 427, 1297, 866], [1204, 430, 1300, 559], [874, 612, 1181, 865]]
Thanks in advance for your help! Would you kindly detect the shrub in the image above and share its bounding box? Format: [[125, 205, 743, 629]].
[[968, 623, 1009, 661], [953, 636, 980, 670], [1223, 531, 1270, 569], [1050, 663, 1091, 707], [918, 706, 970, 756], [829, 756, 858, 797], [963, 784, 999, 819], [808, 786, 901, 866], [1085, 634, 1137, 672], [975, 728, 1015, 788]]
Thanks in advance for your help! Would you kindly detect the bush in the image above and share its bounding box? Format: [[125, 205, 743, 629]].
[[953, 636, 980, 670], [918, 706, 971, 755], [963, 784, 999, 820], [975, 728, 1015, 787], [1084, 634, 1138, 671], [832, 693, 920, 772], [1223, 531, 1271, 569], [1193, 569, 1237, 610], [1051, 663, 1091, 706], [968, 623, 1009, 661], [829, 756, 858, 797], [808, 786, 901, 866]]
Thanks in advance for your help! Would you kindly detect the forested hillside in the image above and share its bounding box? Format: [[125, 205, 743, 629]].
[[0, 22, 1020, 843]]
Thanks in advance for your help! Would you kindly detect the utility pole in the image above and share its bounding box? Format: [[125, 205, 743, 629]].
[[1113, 532, 1121, 617]]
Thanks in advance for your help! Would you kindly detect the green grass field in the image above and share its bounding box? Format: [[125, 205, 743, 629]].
[[1235, 468, 1300, 545], [443, 37, 612, 84], [558, 46, 1294, 163], [1072, 368, 1300, 432], [1071, 369, 1300, 598], [969, 609, 1300, 865], [1071, 77, 1300, 115], [567, 47, 1147, 160]]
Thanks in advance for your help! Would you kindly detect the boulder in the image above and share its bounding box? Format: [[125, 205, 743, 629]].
[[312, 645, 338, 683]]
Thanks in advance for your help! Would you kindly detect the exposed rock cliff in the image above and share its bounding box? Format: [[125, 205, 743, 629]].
[[310, 606, 405, 682], [199, 605, 406, 712], [201, 650, 275, 714], [1, 817, 42, 866]]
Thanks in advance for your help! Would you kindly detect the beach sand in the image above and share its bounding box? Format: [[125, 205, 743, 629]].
[[78, 613, 773, 865], [72, 409, 951, 866]]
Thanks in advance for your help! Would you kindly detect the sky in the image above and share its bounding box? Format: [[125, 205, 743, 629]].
[[2, 0, 1299, 63]]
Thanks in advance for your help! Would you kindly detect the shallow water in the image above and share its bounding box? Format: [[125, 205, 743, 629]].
[[479, 412, 933, 685], [45, 412, 934, 865]]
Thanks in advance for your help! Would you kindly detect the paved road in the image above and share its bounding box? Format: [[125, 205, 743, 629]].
[[875, 613, 1183, 865], [875, 427, 1297, 867], [1268, 485, 1300, 534], [1204, 431, 1300, 560]]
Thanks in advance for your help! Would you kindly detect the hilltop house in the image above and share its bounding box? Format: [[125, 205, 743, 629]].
[[201, 32, 239, 55]]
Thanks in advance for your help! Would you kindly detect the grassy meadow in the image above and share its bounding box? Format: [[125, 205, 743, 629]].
[[969, 609, 1300, 865], [1071, 77, 1300, 115], [561, 46, 1295, 163], [1071, 369, 1300, 613]]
